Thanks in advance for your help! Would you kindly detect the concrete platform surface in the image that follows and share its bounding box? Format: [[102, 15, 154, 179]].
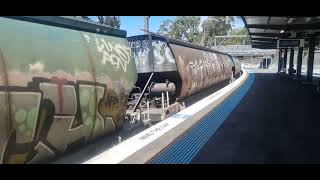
[[190, 72, 320, 163]]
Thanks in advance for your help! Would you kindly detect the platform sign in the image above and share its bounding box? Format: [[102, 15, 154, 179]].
[[277, 39, 304, 48]]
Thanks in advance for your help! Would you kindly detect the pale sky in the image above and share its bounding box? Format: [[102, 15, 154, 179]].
[[118, 16, 245, 36]]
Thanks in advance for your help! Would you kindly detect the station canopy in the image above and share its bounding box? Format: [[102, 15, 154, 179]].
[[241, 16, 320, 49]]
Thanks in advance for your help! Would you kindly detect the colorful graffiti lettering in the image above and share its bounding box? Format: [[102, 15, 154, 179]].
[[0, 77, 126, 164], [0, 17, 137, 164]]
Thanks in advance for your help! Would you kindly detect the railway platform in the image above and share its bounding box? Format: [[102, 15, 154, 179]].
[[153, 70, 320, 164], [51, 68, 320, 164]]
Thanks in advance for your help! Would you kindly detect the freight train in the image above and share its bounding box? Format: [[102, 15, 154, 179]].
[[0, 16, 137, 164], [126, 35, 241, 123], [0, 16, 241, 164]]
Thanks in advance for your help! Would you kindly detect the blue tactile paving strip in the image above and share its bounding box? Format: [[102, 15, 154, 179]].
[[150, 73, 255, 164]]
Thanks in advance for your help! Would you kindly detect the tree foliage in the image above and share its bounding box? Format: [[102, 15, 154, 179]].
[[158, 16, 201, 44], [80, 16, 121, 28], [158, 16, 250, 47], [223, 28, 250, 45], [201, 16, 234, 47], [96, 16, 120, 28]]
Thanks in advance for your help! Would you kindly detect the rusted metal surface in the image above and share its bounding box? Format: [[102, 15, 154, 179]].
[[169, 43, 233, 101], [233, 58, 242, 78], [0, 17, 137, 164], [127, 34, 240, 112], [218, 54, 233, 80]]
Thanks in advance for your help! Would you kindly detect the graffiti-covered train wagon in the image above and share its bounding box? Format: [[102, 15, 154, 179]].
[[0, 16, 137, 164], [127, 35, 241, 122], [0, 17, 241, 164]]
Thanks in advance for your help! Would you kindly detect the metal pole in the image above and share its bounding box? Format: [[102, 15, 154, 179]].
[[144, 16, 150, 35], [289, 48, 294, 76], [147, 100, 150, 120], [283, 48, 288, 73], [166, 91, 169, 107], [139, 105, 141, 122], [265, 58, 267, 69], [217, 34, 230, 47], [307, 37, 315, 81], [297, 47, 303, 78], [132, 72, 154, 113], [278, 49, 282, 73], [161, 93, 165, 112]]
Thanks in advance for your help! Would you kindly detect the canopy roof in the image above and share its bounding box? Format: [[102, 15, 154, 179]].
[[241, 16, 320, 49]]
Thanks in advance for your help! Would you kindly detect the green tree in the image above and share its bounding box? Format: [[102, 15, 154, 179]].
[[80, 16, 121, 28], [223, 28, 250, 45], [158, 16, 236, 47], [201, 16, 234, 47], [96, 16, 120, 28], [158, 20, 173, 36], [158, 16, 202, 44]]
